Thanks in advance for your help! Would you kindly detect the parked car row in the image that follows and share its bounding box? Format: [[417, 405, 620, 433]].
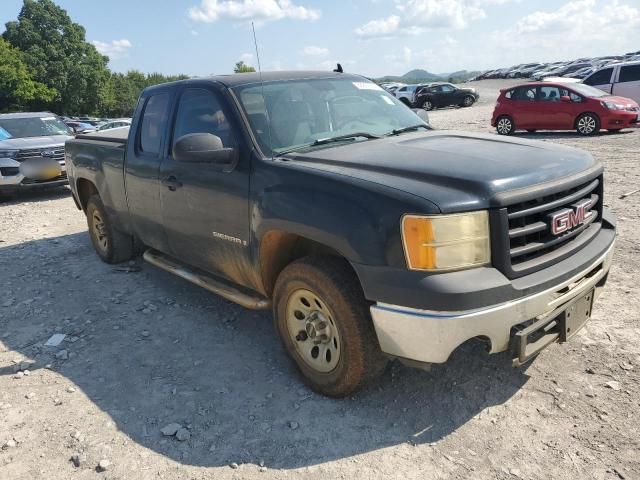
[[380, 82, 480, 110], [473, 50, 640, 82], [61, 116, 131, 134]]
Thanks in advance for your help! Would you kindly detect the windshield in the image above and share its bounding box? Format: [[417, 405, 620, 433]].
[[571, 84, 609, 98], [0, 116, 71, 139], [233, 77, 428, 156]]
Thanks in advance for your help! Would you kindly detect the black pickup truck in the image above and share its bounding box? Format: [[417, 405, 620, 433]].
[[66, 71, 616, 397]]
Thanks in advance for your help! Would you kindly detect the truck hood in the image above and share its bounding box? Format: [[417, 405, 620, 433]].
[[0, 135, 73, 149], [281, 131, 600, 213]]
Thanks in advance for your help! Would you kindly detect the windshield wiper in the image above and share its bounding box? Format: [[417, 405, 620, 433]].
[[389, 124, 430, 135], [276, 132, 381, 157], [312, 132, 381, 146]]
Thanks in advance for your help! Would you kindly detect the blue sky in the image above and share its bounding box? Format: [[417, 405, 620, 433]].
[[1, 0, 639, 77]]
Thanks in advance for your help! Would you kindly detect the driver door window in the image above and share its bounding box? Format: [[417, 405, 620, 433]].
[[171, 88, 236, 155]]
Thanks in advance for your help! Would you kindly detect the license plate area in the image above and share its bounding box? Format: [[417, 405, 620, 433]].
[[512, 288, 594, 366]]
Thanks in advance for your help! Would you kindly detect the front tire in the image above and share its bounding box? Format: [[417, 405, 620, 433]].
[[576, 113, 600, 136], [422, 99, 434, 111], [462, 95, 475, 107], [273, 256, 387, 397], [496, 115, 515, 135], [86, 195, 134, 264]]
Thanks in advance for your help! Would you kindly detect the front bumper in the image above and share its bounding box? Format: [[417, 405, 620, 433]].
[[603, 111, 638, 128], [370, 239, 614, 364], [0, 157, 68, 192]]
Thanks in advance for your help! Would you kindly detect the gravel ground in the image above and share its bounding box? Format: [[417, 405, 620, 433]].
[[1, 79, 639, 480]]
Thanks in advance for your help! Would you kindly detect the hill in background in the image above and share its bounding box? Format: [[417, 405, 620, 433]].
[[375, 69, 480, 84]]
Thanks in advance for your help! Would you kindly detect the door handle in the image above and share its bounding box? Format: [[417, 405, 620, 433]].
[[161, 176, 182, 191]]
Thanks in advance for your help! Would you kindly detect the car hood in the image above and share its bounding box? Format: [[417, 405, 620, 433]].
[[281, 131, 600, 213], [605, 95, 639, 108], [0, 135, 73, 149]]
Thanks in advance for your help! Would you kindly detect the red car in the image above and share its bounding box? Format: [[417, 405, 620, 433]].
[[492, 82, 639, 135]]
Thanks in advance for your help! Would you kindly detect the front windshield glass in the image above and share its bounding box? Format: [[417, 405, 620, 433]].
[[233, 77, 427, 156], [0, 116, 71, 139], [571, 84, 608, 98]]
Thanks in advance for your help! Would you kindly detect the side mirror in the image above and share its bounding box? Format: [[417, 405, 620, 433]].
[[411, 108, 430, 124], [172, 133, 238, 167], [560, 95, 571, 103]]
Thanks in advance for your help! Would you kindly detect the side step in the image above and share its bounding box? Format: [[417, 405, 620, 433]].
[[143, 249, 271, 310]]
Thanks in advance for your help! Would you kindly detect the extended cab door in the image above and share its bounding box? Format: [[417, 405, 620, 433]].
[[124, 88, 173, 252], [158, 83, 252, 287]]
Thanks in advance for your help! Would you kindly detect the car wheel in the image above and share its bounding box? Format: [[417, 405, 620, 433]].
[[422, 99, 434, 111], [462, 95, 475, 107], [576, 113, 600, 136], [496, 116, 515, 135], [273, 255, 388, 397], [86, 194, 134, 264]]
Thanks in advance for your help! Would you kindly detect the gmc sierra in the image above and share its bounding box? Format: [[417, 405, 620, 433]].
[[65, 71, 616, 397]]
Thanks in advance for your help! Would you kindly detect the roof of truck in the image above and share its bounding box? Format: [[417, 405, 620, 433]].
[[147, 71, 364, 91]]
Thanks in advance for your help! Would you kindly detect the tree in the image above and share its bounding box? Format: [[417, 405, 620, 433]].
[[3, 0, 110, 114], [0, 37, 55, 111], [234, 61, 256, 73]]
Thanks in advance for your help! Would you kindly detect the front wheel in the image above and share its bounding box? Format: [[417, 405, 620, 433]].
[[462, 95, 475, 107], [496, 116, 515, 135], [273, 256, 387, 397], [576, 113, 600, 136], [86, 195, 134, 264]]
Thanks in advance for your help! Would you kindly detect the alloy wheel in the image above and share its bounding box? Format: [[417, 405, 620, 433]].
[[497, 117, 513, 135], [577, 115, 596, 135], [91, 212, 108, 253]]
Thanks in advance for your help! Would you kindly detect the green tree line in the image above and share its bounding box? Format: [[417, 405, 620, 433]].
[[0, 0, 189, 117]]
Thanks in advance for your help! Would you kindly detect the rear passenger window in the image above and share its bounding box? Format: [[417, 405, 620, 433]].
[[584, 68, 613, 86], [619, 65, 640, 83], [139, 93, 169, 155]]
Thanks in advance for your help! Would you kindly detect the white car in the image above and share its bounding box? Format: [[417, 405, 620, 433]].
[[97, 119, 132, 131], [583, 60, 640, 103]]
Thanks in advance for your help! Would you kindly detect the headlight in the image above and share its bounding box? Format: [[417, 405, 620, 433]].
[[401, 211, 490, 271], [0, 149, 18, 159], [601, 101, 624, 110]]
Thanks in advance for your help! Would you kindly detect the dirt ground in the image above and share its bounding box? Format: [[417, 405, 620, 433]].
[[1, 79, 639, 480]]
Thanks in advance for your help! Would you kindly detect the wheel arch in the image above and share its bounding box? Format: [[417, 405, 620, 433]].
[[76, 177, 99, 211]]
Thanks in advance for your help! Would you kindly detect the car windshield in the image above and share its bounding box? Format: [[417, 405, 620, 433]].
[[0, 116, 71, 138], [233, 77, 427, 156], [571, 84, 609, 98]]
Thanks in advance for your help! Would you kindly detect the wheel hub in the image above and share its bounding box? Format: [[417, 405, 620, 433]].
[[304, 312, 332, 344]]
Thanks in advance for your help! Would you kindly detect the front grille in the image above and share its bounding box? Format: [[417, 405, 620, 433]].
[[16, 146, 65, 165], [492, 176, 603, 278]]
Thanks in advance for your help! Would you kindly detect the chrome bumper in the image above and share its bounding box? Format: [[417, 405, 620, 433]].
[[370, 241, 615, 364]]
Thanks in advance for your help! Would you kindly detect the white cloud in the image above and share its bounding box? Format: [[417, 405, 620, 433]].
[[239, 52, 254, 64], [515, 0, 640, 35], [355, 0, 492, 38], [91, 39, 132, 59], [188, 0, 320, 24], [303, 46, 329, 56]]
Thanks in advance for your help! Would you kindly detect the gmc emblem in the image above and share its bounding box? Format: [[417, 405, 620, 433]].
[[550, 200, 593, 235]]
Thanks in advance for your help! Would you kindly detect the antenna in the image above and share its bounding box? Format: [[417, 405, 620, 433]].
[[252, 22, 274, 160]]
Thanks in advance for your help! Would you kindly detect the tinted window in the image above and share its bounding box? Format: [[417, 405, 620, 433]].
[[619, 65, 640, 83], [172, 88, 236, 152], [569, 91, 583, 103], [139, 93, 169, 155], [584, 68, 613, 86], [441, 85, 455, 92], [512, 87, 536, 101]]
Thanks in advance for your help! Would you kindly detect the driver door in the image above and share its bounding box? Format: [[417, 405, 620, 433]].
[[159, 84, 252, 286]]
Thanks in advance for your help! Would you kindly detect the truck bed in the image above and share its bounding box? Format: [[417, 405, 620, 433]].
[[75, 127, 129, 145]]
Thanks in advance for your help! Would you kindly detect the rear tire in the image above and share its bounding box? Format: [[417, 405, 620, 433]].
[[576, 113, 600, 136], [273, 255, 387, 397], [496, 115, 515, 135], [86, 194, 133, 264]]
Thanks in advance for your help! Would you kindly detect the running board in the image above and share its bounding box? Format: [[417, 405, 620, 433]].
[[143, 249, 271, 310]]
